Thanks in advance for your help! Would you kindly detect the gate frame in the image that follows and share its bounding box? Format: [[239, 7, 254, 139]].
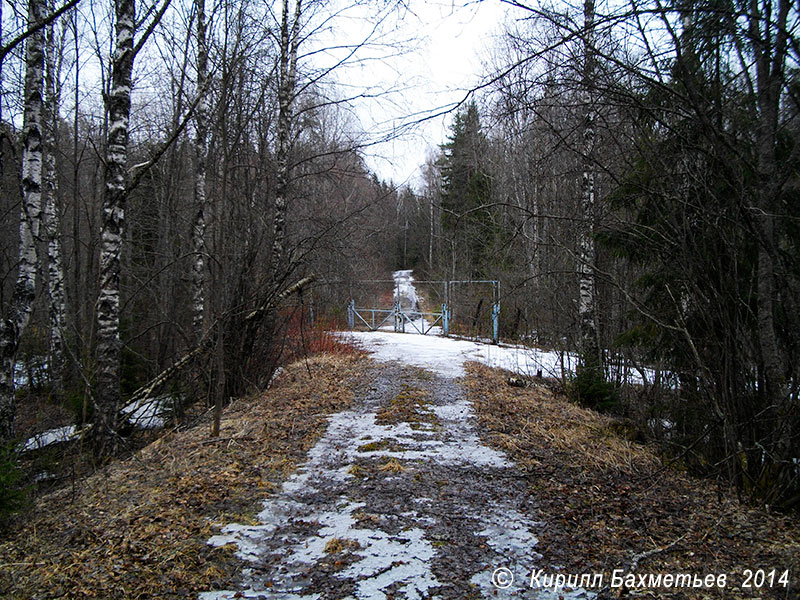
[[345, 278, 500, 344]]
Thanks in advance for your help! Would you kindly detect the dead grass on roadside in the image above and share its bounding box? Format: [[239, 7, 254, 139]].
[[465, 361, 799, 600], [0, 353, 370, 600], [483, 378, 655, 474]]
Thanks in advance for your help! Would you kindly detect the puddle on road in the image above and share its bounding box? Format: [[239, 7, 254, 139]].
[[201, 366, 593, 599]]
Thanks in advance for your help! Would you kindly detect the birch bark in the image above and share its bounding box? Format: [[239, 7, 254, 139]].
[[94, 0, 135, 454], [578, 0, 601, 372], [43, 3, 67, 395], [0, 0, 45, 443], [269, 0, 301, 277], [191, 0, 209, 343]]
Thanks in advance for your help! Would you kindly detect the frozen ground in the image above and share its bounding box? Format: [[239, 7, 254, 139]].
[[202, 357, 594, 598], [340, 330, 569, 379]]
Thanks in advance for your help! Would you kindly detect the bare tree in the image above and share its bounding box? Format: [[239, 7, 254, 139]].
[[0, 0, 45, 443], [42, 0, 68, 395], [190, 0, 208, 343], [269, 0, 301, 278], [576, 0, 603, 385], [93, 0, 136, 454]]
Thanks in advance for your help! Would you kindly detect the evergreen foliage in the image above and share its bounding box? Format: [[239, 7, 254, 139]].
[[572, 357, 618, 412], [0, 445, 27, 523], [438, 102, 500, 277], [601, 5, 800, 506]]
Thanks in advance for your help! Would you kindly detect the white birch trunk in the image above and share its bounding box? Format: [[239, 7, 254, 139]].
[[578, 0, 601, 371], [269, 0, 301, 277], [94, 0, 135, 454], [43, 5, 67, 394], [0, 0, 45, 443], [428, 192, 434, 267], [191, 0, 209, 343]]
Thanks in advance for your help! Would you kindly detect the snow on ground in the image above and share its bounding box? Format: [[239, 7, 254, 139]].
[[202, 359, 594, 599], [19, 395, 176, 453], [18, 425, 79, 452], [340, 330, 570, 380], [393, 269, 420, 314], [352, 269, 652, 385], [120, 394, 175, 429], [340, 329, 658, 387]]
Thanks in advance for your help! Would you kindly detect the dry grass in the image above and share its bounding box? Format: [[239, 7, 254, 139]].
[[347, 464, 367, 478], [357, 438, 407, 453], [0, 353, 370, 600], [323, 538, 361, 554], [378, 458, 406, 474], [375, 383, 437, 428], [465, 361, 800, 600], [478, 372, 656, 474]]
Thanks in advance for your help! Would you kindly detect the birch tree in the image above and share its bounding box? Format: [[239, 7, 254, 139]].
[[269, 0, 301, 279], [230, 0, 302, 395], [0, 0, 45, 443], [190, 0, 209, 343], [575, 0, 603, 396], [94, 0, 135, 454], [42, 0, 68, 395]]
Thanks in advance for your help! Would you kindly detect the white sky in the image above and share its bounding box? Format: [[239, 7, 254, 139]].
[[0, 0, 516, 192], [338, 0, 514, 190]]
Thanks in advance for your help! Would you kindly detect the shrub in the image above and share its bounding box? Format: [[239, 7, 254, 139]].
[[571, 360, 619, 413], [0, 445, 28, 523]]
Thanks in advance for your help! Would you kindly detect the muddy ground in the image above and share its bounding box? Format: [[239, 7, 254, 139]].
[[202, 363, 568, 599]]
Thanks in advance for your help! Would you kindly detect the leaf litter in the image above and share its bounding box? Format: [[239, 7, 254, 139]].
[[0, 353, 366, 599], [465, 361, 799, 599], [1, 337, 797, 600]]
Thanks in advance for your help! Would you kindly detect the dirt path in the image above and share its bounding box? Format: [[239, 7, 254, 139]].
[[201, 363, 590, 599]]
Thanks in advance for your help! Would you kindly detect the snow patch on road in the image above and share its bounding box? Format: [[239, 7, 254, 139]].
[[203, 358, 595, 599], [393, 269, 420, 316], [340, 330, 559, 378], [341, 329, 653, 387]]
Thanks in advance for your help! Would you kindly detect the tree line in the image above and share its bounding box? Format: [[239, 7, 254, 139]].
[[0, 0, 797, 509], [0, 0, 412, 455], [398, 0, 797, 508]]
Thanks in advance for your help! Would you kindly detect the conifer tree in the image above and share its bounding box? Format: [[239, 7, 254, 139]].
[[438, 102, 495, 277]]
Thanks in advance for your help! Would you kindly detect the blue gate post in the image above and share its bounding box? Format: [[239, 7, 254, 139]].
[[491, 302, 500, 344], [394, 301, 400, 333], [347, 299, 355, 330], [442, 303, 449, 336]]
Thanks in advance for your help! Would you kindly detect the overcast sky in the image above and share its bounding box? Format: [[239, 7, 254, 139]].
[[339, 0, 514, 190]]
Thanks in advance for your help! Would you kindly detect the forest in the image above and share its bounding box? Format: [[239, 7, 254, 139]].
[[0, 0, 798, 533]]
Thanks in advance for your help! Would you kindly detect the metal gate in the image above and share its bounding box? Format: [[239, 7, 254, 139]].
[[347, 300, 448, 336], [344, 278, 500, 343]]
